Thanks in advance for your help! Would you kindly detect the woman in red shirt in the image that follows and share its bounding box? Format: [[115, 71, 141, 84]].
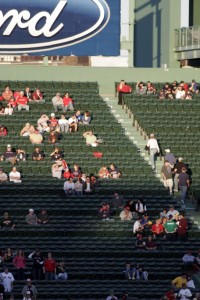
[[13, 249, 26, 280], [151, 219, 164, 239], [117, 80, 132, 105]]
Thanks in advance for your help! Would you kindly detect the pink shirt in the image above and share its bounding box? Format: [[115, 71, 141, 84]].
[[13, 255, 26, 269]]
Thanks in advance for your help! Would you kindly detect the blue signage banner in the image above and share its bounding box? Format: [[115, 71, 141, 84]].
[[0, 0, 120, 56]]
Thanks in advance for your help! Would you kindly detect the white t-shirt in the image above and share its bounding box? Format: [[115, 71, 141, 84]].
[[178, 288, 192, 299], [182, 254, 195, 263], [187, 279, 195, 289], [9, 171, 21, 183], [133, 220, 142, 233], [166, 209, 179, 218], [176, 90, 185, 99], [4, 108, 13, 115], [68, 117, 77, 125], [58, 119, 68, 125], [147, 138, 159, 151], [1, 272, 14, 292]]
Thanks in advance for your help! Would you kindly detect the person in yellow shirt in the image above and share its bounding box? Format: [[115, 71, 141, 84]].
[[172, 274, 187, 289]]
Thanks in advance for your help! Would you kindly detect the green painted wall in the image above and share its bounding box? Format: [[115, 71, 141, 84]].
[[134, 0, 180, 68], [0, 65, 199, 96], [193, 0, 200, 26]]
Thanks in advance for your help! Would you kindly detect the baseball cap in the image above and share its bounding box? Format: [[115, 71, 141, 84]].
[[51, 113, 55, 117], [7, 144, 11, 148], [27, 278, 31, 282], [29, 209, 34, 212], [165, 149, 170, 153]]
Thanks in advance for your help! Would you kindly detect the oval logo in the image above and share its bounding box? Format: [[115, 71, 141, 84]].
[[0, 0, 110, 53]]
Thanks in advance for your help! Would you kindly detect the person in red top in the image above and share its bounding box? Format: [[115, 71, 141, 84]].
[[177, 215, 188, 241], [43, 252, 56, 280], [151, 219, 164, 238], [13, 249, 26, 280], [117, 80, 132, 105], [0, 126, 8, 136], [32, 88, 45, 103], [9, 97, 17, 110], [49, 113, 58, 130], [165, 289, 176, 300], [16, 91, 29, 111], [13, 89, 20, 100], [63, 92, 74, 111]]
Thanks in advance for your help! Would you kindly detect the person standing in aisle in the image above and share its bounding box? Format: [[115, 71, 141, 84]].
[[146, 133, 160, 173]]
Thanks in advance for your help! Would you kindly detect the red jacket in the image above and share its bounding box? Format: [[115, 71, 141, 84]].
[[117, 84, 132, 93], [17, 96, 28, 105], [44, 258, 56, 272], [63, 97, 73, 106]]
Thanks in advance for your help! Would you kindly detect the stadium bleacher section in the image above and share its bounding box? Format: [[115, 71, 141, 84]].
[[0, 80, 198, 299]]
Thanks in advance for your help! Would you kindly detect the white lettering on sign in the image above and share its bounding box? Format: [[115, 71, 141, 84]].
[[0, 0, 67, 37]]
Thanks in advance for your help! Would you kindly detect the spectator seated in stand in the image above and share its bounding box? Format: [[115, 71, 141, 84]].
[[58, 114, 69, 133], [4, 103, 13, 115], [26, 209, 37, 225], [0, 125, 7, 136], [81, 111, 91, 125], [178, 283, 192, 300], [24, 86, 32, 101], [2, 86, 13, 101], [63, 178, 75, 195], [50, 147, 63, 161], [52, 92, 64, 112], [140, 214, 152, 231], [109, 192, 125, 211], [9, 97, 17, 110], [182, 250, 195, 272], [32, 147, 44, 161], [166, 205, 179, 220], [136, 82, 147, 95], [1, 212, 15, 229], [119, 206, 132, 221], [135, 198, 147, 216], [189, 79, 199, 94], [37, 208, 49, 224], [74, 178, 83, 196], [62, 92, 74, 112], [133, 217, 144, 235], [49, 113, 58, 131], [68, 115, 78, 132], [75, 110, 83, 123], [146, 81, 157, 95], [63, 166, 71, 180], [16, 148, 26, 162], [31, 88, 45, 103], [0, 106, 5, 115], [83, 176, 94, 194], [48, 128, 61, 144], [52, 161, 64, 179], [98, 203, 113, 221], [71, 164, 82, 181], [0, 168, 8, 183], [20, 123, 35, 137], [37, 114, 50, 133], [109, 164, 121, 179], [145, 235, 157, 250], [83, 130, 101, 147], [1, 145, 16, 165], [56, 260, 68, 280], [123, 262, 136, 280], [16, 91, 29, 111], [9, 167, 21, 183], [135, 234, 146, 251], [135, 264, 148, 280], [98, 166, 109, 179]]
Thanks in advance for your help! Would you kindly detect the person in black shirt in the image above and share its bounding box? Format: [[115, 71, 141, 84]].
[[32, 147, 44, 161], [28, 249, 44, 280]]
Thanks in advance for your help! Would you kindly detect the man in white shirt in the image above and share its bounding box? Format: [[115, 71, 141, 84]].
[[178, 283, 192, 299], [1, 267, 14, 293], [58, 115, 69, 133], [9, 167, 22, 183], [52, 93, 64, 112], [133, 218, 143, 234], [106, 290, 118, 300], [166, 205, 179, 219], [146, 133, 160, 173]]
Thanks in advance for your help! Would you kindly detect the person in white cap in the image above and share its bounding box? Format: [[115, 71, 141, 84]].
[[146, 133, 160, 172], [164, 149, 176, 167], [26, 209, 37, 225], [22, 278, 37, 300], [52, 92, 64, 112]]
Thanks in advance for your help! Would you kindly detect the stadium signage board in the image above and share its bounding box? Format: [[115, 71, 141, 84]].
[[0, 0, 120, 55]]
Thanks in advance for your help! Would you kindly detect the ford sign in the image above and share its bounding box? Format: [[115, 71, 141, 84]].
[[0, 0, 120, 55]]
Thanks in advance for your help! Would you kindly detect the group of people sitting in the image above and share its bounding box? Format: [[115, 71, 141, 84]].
[[116, 79, 199, 104]]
